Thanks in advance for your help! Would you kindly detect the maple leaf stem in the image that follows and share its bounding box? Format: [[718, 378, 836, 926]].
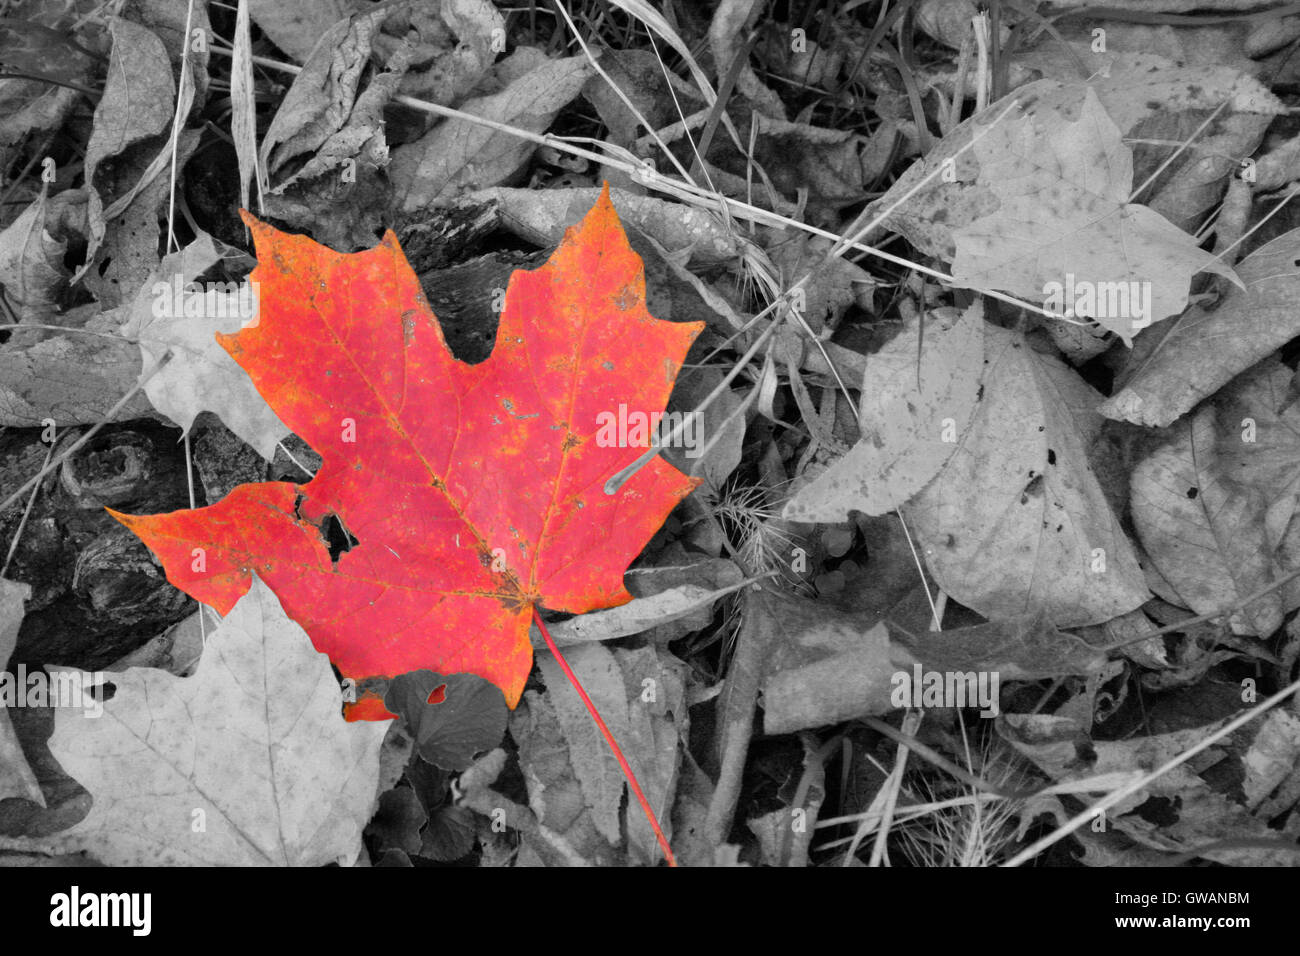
[[532, 607, 678, 867]]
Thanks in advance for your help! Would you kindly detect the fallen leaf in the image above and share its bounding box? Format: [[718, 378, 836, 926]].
[[747, 735, 825, 867], [257, 5, 422, 250], [785, 302, 984, 521], [248, 0, 355, 63], [756, 596, 897, 735], [390, 50, 591, 211], [765, 622, 896, 735], [1242, 710, 1300, 812], [903, 325, 1149, 626], [0, 190, 70, 326], [1007, 52, 1280, 129], [420, 801, 476, 861], [886, 612, 1108, 680], [614, 644, 685, 864], [0, 16, 93, 147], [534, 642, 632, 845], [707, 0, 785, 121], [119, 233, 289, 460], [365, 786, 425, 857], [1000, 711, 1300, 865], [1006, 49, 1278, 232], [383, 670, 507, 770], [765, 233, 874, 332], [0, 578, 387, 866], [111, 187, 702, 716], [868, 67, 1282, 267], [392, 758, 478, 862], [0, 323, 154, 428], [661, 366, 746, 491], [390, 0, 504, 106], [0, 579, 41, 805], [75, 18, 176, 282], [1101, 227, 1300, 427], [258, 8, 389, 178], [951, 89, 1236, 344], [535, 559, 744, 648], [511, 688, 618, 865], [581, 48, 680, 148], [1129, 360, 1300, 635], [465, 186, 742, 265]]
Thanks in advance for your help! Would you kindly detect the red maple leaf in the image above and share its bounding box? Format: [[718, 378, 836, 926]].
[[111, 187, 702, 722]]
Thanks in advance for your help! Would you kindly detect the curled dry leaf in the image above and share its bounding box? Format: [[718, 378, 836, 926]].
[[74, 17, 175, 282], [463, 186, 743, 265], [0, 191, 70, 326], [389, 50, 592, 211], [533, 559, 744, 648]]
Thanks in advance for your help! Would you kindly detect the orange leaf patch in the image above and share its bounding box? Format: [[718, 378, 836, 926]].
[[111, 186, 702, 718]]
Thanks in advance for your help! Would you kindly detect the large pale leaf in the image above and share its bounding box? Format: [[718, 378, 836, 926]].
[[1130, 359, 1300, 635], [903, 326, 1148, 625], [0, 578, 387, 865], [866, 64, 1282, 265], [951, 89, 1235, 345]]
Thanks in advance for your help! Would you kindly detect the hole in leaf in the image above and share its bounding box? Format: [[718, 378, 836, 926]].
[[320, 513, 359, 563], [1133, 795, 1180, 826], [427, 683, 447, 705], [1187, 486, 1199, 500]]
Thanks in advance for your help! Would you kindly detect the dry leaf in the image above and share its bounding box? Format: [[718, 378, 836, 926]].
[[1102, 227, 1300, 427], [0, 578, 387, 866], [785, 302, 984, 521], [951, 89, 1236, 344], [903, 325, 1148, 626]]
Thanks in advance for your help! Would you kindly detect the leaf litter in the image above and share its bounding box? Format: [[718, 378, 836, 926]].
[[4, 0, 1300, 870]]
